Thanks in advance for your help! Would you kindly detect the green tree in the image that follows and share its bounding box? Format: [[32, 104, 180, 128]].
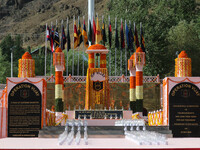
[[167, 20, 200, 76], [0, 48, 10, 83]]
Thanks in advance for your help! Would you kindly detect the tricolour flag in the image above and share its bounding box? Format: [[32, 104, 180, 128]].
[[134, 22, 139, 49], [96, 16, 102, 44], [128, 21, 134, 52], [140, 22, 145, 52], [54, 27, 60, 49], [92, 17, 96, 44], [125, 20, 129, 48], [78, 17, 83, 46], [74, 20, 79, 49], [115, 19, 119, 48], [61, 24, 66, 50], [50, 25, 55, 52], [46, 26, 51, 40], [108, 17, 112, 48], [101, 17, 107, 46], [82, 19, 89, 48], [120, 20, 125, 49]]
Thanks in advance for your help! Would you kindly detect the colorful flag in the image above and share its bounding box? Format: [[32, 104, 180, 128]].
[[115, 20, 119, 48], [96, 16, 102, 44], [74, 21, 79, 49], [92, 17, 96, 44], [128, 22, 134, 52], [108, 17, 112, 48], [88, 19, 92, 43], [78, 17, 83, 46], [61, 25, 66, 50], [46, 26, 51, 41], [82, 19, 89, 48], [50, 25, 54, 52], [101, 17, 107, 46], [140, 23, 145, 52], [66, 20, 71, 51], [120, 20, 125, 49], [54, 27, 60, 49], [134, 22, 140, 49], [125, 21, 129, 48]]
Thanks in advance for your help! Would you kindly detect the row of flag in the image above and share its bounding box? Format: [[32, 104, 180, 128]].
[[46, 16, 145, 53]]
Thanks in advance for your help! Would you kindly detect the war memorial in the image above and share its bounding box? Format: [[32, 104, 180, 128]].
[[0, 0, 200, 149]]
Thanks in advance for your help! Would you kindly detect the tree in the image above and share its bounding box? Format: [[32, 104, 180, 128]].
[[167, 20, 200, 76], [0, 48, 10, 83]]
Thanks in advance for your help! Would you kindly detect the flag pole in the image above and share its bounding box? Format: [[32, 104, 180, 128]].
[[129, 20, 132, 56], [45, 23, 47, 77], [125, 20, 127, 76], [108, 15, 111, 76], [77, 16, 80, 76], [50, 22, 53, 76], [66, 17, 69, 76], [115, 17, 117, 76], [120, 18, 123, 76], [72, 16, 75, 76], [82, 16, 85, 76]]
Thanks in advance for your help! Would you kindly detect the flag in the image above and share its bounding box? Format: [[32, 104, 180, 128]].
[[50, 25, 54, 52], [78, 17, 83, 46], [108, 18, 112, 48], [115, 20, 119, 48], [88, 19, 92, 43], [101, 17, 107, 46], [134, 23, 140, 49], [92, 17, 96, 44], [82, 19, 89, 48], [46, 26, 50, 41], [128, 22, 134, 52], [125, 21, 129, 48], [61, 25, 66, 50], [140, 23, 145, 52], [96, 16, 102, 44], [66, 20, 71, 51], [120, 20, 125, 49], [54, 27, 60, 49], [74, 20, 79, 49]]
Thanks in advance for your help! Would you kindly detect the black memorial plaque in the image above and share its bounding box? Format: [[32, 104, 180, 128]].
[[8, 82, 42, 137], [169, 82, 200, 137], [75, 110, 123, 119]]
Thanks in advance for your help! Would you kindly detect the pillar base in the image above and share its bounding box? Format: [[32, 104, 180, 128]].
[[136, 99, 143, 113], [130, 101, 136, 113]]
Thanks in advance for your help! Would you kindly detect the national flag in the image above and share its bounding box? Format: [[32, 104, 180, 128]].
[[125, 21, 129, 48], [61, 25, 66, 50], [115, 19, 119, 48], [134, 22, 140, 49], [88, 19, 92, 43], [108, 17, 112, 48], [101, 17, 107, 46], [82, 19, 89, 48], [46, 26, 51, 41], [128, 22, 134, 52], [120, 20, 125, 49], [92, 17, 96, 44], [66, 20, 71, 51], [78, 17, 83, 46], [74, 21, 79, 49], [96, 16, 102, 44], [50, 25, 54, 52], [140, 23, 145, 52], [54, 27, 60, 49]]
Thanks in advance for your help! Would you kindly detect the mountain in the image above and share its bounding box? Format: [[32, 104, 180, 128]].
[[0, 0, 108, 48]]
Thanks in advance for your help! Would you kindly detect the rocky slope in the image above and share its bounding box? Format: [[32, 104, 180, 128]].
[[0, 0, 108, 48]]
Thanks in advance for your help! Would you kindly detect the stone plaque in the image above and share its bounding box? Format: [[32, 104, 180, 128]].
[[8, 82, 41, 137], [169, 82, 200, 137], [75, 110, 123, 119]]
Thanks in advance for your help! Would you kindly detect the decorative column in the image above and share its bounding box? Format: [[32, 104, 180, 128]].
[[175, 51, 191, 77], [18, 52, 35, 77], [134, 47, 145, 114], [128, 54, 136, 113], [53, 47, 65, 112], [100, 54, 106, 68], [88, 53, 95, 68]]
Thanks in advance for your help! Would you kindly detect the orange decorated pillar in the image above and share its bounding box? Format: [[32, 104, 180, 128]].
[[88, 53, 95, 68], [53, 47, 65, 112], [175, 51, 191, 77], [100, 54, 107, 68], [128, 54, 136, 113], [18, 52, 35, 77], [134, 47, 145, 114]]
